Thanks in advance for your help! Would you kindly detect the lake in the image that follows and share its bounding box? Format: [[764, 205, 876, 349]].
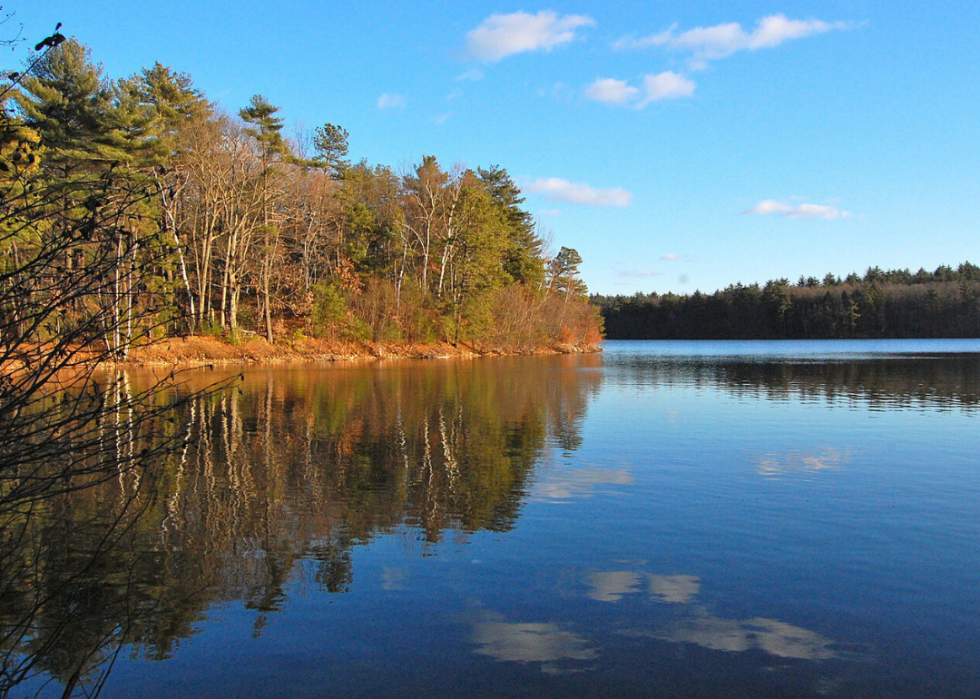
[[5, 340, 980, 698]]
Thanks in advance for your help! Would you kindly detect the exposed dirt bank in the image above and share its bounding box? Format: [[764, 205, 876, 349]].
[[115, 335, 600, 367]]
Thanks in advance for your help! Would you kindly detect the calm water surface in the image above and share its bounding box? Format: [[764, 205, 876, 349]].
[[9, 340, 980, 698]]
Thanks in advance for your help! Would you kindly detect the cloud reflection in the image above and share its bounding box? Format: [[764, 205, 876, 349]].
[[381, 567, 407, 591], [648, 574, 701, 603], [586, 572, 701, 604], [657, 615, 837, 660], [589, 570, 837, 661], [751, 448, 847, 478], [535, 469, 633, 501], [473, 622, 598, 674], [586, 571, 643, 602]]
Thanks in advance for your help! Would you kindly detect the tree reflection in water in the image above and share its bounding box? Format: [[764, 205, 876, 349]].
[[0, 355, 600, 697], [0, 370, 226, 698], [610, 353, 980, 411]]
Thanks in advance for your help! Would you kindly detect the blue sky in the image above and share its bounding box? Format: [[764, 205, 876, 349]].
[[12, 1, 980, 295]]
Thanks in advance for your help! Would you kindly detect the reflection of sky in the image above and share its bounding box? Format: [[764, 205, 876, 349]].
[[586, 572, 701, 604], [586, 572, 642, 602], [589, 569, 835, 660], [51, 348, 980, 699], [534, 469, 632, 501], [381, 567, 407, 591], [656, 616, 837, 660], [751, 447, 848, 478], [472, 622, 597, 675], [648, 574, 700, 603]]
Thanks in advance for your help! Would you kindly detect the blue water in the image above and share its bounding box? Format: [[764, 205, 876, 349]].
[[15, 340, 980, 699], [602, 338, 980, 357]]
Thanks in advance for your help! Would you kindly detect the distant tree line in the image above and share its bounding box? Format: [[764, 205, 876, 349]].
[[594, 263, 980, 339], [2, 38, 600, 358]]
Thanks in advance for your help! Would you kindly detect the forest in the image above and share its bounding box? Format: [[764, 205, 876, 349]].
[[594, 263, 980, 340], [1, 36, 601, 363]]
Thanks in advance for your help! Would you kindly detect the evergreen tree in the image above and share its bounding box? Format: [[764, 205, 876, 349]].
[[549, 246, 586, 299], [124, 62, 209, 163], [240, 94, 287, 342], [15, 39, 134, 176], [444, 173, 510, 343], [312, 122, 349, 177], [477, 165, 544, 288], [239, 93, 286, 163]]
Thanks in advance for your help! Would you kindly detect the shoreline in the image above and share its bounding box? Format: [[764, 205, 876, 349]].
[[110, 334, 602, 368]]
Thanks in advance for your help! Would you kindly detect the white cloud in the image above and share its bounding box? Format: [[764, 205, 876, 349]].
[[612, 24, 676, 51], [456, 69, 484, 81], [749, 15, 845, 50], [745, 199, 851, 220], [431, 113, 451, 125], [584, 72, 694, 108], [660, 253, 679, 261], [638, 71, 695, 106], [615, 14, 851, 61], [584, 78, 639, 105], [376, 93, 406, 109], [668, 21, 750, 56], [523, 178, 632, 207], [465, 11, 595, 62]]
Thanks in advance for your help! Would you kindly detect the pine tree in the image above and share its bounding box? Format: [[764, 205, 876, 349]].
[[240, 94, 288, 342], [311, 122, 349, 177], [15, 39, 133, 176], [132, 63, 207, 140], [477, 165, 544, 289]]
